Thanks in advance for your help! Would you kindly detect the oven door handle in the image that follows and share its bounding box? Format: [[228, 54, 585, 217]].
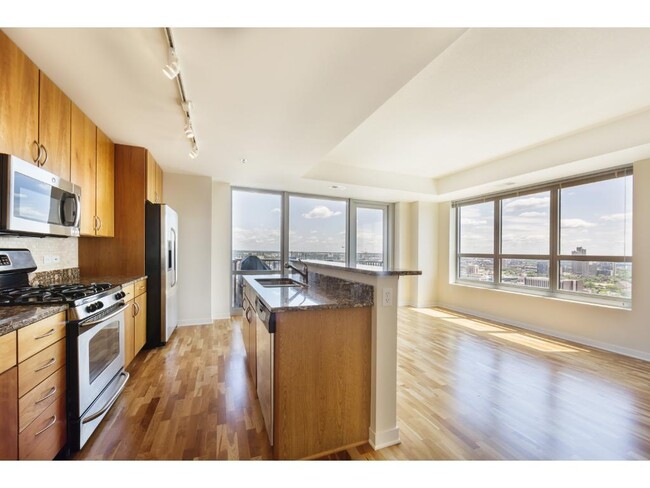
[[81, 371, 130, 424], [80, 303, 128, 327]]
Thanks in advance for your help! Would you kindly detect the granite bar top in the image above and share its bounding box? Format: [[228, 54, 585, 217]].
[[0, 304, 68, 337], [243, 273, 373, 313], [302, 260, 422, 277], [78, 275, 147, 287]]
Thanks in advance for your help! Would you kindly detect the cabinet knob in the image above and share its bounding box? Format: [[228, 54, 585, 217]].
[[38, 144, 48, 167]]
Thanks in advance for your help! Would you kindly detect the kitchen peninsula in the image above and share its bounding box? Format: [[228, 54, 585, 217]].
[[301, 261, 422, 451]]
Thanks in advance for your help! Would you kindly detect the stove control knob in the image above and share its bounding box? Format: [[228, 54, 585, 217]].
[[120, 291, 126, 299], [115, 292, 123, 300], [97, 301, 104, 309], [86, 303, 97, 313]]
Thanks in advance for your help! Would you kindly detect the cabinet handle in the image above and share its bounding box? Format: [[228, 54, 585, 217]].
[[97, 216, 102, 231], [133, 302, 140, 317], [93, 216, 98, 231], [34, 416, 57, 436], [39, 144, 48, 167], [34, 357, 56, 372], [34, 328, 56, 340], [32, 140, 42, 164], [35, 386, 57, 405]]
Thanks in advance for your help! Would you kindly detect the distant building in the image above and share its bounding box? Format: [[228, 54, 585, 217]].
[[536, 262, 549, 275], [571, 246, 588, 275], [524, 276, 549, 288], [560, 279, 580, 292]]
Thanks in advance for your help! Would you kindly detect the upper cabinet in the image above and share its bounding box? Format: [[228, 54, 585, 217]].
[[95, 128, 115, 237], [0, 31, 39, 164], [71, 106, 115, 238], [38, 73, 71, 180], [146, 151, 164, 204], [0, 32, 71, 180]]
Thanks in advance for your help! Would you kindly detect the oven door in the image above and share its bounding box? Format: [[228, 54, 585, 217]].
[[77, 303, 127, 415], [3, 154, 81, 237]]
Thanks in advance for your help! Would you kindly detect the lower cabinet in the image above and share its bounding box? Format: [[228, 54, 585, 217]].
[[124, 300, 136, 368], [123, 281, 147, 369], [134, 293, 147, 354], [0, 366, 18, 460]]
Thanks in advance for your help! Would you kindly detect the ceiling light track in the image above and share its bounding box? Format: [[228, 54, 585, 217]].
[[163, 27, 199, 159]]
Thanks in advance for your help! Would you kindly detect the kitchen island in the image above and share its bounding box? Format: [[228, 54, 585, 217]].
[[242, 273, 373, 459]]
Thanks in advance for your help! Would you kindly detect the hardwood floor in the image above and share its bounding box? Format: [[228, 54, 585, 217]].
[[74, 307, 650, 460]]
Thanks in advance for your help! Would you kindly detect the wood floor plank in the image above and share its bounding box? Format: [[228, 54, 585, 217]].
[[74, 308, 650, 460]]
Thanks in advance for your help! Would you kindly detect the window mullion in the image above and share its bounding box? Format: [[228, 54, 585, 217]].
[[494, 199, 501, 284], [549, 186, 559, 293]]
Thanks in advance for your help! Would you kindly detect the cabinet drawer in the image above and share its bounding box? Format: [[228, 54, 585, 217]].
[[18, 339, 66, 398], [134, 278, 147, 297], [0, 331, 16, 374], [19, 365, 66, 433], [17, 312, 66, 363], [19, 393, 66, 460], [122, 283, 135, 302]]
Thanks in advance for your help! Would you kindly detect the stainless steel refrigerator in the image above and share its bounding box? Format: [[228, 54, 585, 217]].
[[145, 202, 178, 347]]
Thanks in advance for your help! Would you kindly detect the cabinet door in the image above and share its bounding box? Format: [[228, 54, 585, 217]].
[[146, 151, 157, 203], [71, 104, 97, 236], [249, 312, 257, 386], [156, 163, 163, 203], [124, 300, 135, 368], [134, 293, 147, 354], [95, 128, 115, 237], [39, 72, 71, 180], [0, 367, 18, 460], [0, 31, 39, 163]]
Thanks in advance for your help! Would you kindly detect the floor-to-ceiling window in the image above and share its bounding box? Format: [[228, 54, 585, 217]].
[[231, 189, 393, 311]]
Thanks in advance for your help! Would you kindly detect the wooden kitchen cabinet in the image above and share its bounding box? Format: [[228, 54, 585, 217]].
[[38, 72, 71, 180], [134, 292, 147, 355], [0, 31, 39, 164], [71, 103, 97, 236], [95, 127, 115, 237], [124, 300, 136, 368], [146, 151, 163, 203], [0, 331, 18, 460], [71, 108, 115, 238]]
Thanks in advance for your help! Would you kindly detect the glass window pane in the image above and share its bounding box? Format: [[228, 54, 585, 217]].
[[356, 207, 384, 268], [459, 202, 494, 254], [459, 257, 494, 282], [289, 196, 346, 263], [501, 191, 550, 255], [500, 259, 549, 288], [560, 176, 633, 256], [559, 260, 632, 299]]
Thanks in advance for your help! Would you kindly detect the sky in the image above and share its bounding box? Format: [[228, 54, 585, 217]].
[[460, 175, 633, 257], [232, 190, 384, 255]]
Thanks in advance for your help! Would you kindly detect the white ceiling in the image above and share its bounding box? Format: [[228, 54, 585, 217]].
[[5, 27, 650, 202]]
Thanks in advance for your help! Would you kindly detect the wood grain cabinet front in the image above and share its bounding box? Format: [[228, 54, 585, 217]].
[[18, 393, 66, 461], [0, 367, 18, 460], [38, 72, 71, 180], [134, 292, 147, 355]]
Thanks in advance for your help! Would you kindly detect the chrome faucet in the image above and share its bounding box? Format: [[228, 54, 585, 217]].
[[284, 259, 308, 285]]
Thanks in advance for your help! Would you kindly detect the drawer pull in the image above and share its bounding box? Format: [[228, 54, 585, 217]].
[[34, 328, 56, 340], [34, 415, 57, 436], [34, 357, 56, 372], [35, 386, 57, 405]]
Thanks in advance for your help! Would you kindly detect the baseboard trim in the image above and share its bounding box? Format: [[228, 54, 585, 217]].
[[368, 426, 401, 450], [178, 318, 214, 327], [212, 314, 231, 321], [436, 302, 650, 362]]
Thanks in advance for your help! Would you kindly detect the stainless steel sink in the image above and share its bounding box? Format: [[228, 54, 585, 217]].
[[255, 278, 306, 288]]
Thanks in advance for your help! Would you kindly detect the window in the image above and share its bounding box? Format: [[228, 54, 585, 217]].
[[454, 168, 633, 306], [289, 196, 347, 263], [231, 188, 393, 310]]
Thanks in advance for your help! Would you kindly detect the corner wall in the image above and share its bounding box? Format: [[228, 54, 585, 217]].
[[212, 181, 232, 320], [434, 158, 650, 360]]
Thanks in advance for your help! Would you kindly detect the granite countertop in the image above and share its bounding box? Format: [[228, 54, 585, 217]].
[[243, 273, 373, 313], [0, 304, 68, 337], [302, 260, 422, 276], [79, 275, 147, 287]]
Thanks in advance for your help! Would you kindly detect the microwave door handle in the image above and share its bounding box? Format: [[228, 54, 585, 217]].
[[73, 193, 81, 228]]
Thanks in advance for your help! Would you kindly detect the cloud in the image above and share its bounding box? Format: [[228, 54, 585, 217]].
[[302, 206, 342, 219], [519, 211, 547, 217], [561, 218, 596, 229], [504, 196, 550, 210], [271, 208, 281, 213], [461, 218, 488, 225], [600, 212, 631, 222]]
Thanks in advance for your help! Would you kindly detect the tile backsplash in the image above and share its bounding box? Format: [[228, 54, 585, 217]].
[[0, 236, 78, 272]]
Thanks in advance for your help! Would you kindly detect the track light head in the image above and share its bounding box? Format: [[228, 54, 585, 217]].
[[189, 142, 199, 159], [163, 48, 180, 79], [184, 121, 195, 139]]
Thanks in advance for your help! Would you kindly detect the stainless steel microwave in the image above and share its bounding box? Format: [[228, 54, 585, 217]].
[[0, 154, 81, 237]]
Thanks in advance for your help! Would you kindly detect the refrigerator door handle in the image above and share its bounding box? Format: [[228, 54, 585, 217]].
[[171, 227, 177, 287]]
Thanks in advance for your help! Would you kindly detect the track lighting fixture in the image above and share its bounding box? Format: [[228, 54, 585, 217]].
[[162, 48, 180, 79], [189, 142, 199, 159], [184, 121, 195, 139]]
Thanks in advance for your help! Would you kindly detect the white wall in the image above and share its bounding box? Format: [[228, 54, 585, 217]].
[[434, 158, 650, 360], [212, 181, 231, 320], [0, 236, 77, 271], [163, 173, 213, 326], [395, 202, 414, 306]]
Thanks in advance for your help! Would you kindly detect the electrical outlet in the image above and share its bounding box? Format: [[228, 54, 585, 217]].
[[43, 255, 60, 265], [382, 288, 393, 307]]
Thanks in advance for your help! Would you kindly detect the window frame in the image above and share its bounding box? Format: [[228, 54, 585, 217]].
[[453, 167, 633, 308]]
